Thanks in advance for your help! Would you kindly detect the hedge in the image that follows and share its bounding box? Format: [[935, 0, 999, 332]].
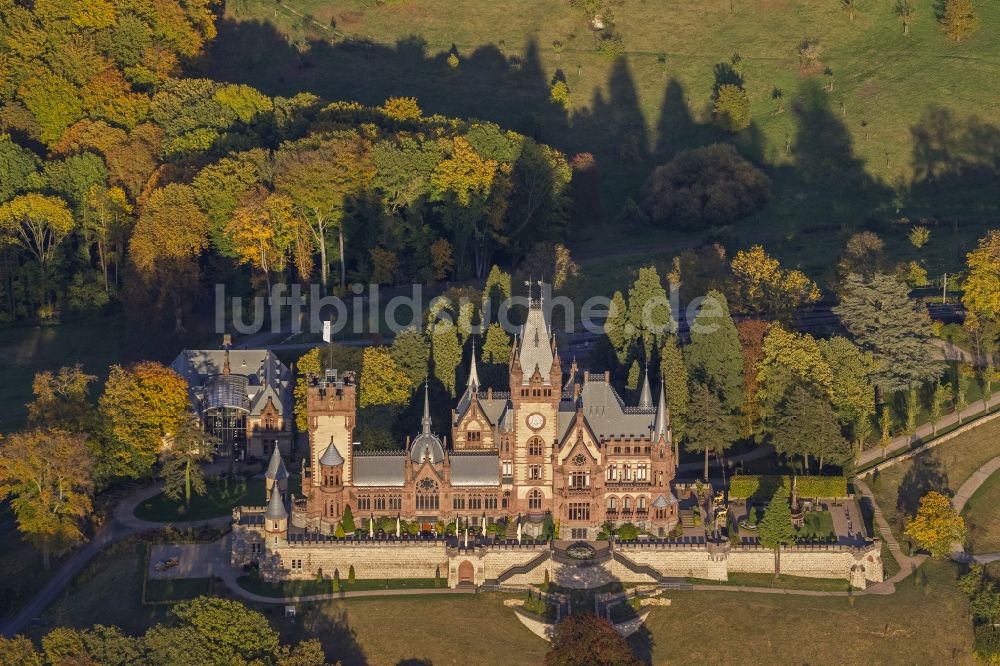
[[727, 475, 848, 500]]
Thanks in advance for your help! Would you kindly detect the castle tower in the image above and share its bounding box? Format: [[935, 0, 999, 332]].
[[264, 446, 288, 499], [263, 484, 289, 544], [509, 284, 561, 512], [306, 369, 356, 486]]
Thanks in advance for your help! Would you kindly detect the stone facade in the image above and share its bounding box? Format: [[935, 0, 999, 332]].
[[296, 296, 680, 541]]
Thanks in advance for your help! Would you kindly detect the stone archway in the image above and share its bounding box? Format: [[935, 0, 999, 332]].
[[458, 560, 475, 583]]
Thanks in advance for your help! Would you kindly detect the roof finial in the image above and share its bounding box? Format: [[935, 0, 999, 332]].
[[421, 380, 432, 435], [467, 338, 480, 391]]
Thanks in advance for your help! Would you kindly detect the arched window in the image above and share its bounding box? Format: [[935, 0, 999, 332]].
[[638, 496, 647, 511], [623, 496, 631, 511], [528, 489, 543, 510], [416, 478, 439, 511], [607, 497, 617, 510], [528, 437, 543, 456]]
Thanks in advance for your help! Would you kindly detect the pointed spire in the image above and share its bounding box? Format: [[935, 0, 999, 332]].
[[421, 380, 432, 435], [264, 485, 288, 521], [653, 379, 669, 439], [265, 446, 288, 482], [467, 338, 480, 391], [639, 363, 653, 410]]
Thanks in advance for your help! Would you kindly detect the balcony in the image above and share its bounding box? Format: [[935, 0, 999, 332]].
[[604, 480, 652, 490]]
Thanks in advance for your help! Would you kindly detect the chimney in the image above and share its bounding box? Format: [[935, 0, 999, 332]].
[[604, 371, 610, 382], [222, 333, 232, 348]]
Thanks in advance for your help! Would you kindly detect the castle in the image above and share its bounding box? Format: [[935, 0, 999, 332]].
[[296, 296, 679, 541], [231, 297, 883, 590]]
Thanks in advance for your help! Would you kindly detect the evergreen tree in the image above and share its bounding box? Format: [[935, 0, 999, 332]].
[[833, 273, 945, 395], [390, 327, 430, 388], [482, 265, 512, 324], [659, 335, 689, 443], [481, 322, 511, 364], [431, 322, 463, 397], [758, 485, 796, 574], [160, 419, 216, 507], [626, 266, 672, 359], [626, 359, 640, 396], [684, 382, 739, 480], [818, 336, 877, 446], [772, 384, 851, 472], [341, 505, 356, 533], [685, 290, 744, 411], [603, 290, 635, 366]]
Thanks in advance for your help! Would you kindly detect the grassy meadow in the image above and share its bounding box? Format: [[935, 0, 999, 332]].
[[210, 0, 1000, 284]]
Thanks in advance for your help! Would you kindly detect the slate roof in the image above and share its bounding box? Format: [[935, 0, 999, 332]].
[[319, 442, 345, 466], [576, 378, 656, 441], [264, 487, 288, 520], [516, 304, 553, 385], [170, 348, 293, 418], [652, 492, 678, 509], [450, 452, 500, 486], [265, 447, 288, 482], [353, 453, 406, 487]]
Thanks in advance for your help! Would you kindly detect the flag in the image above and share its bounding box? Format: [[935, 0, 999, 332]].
[[322, 320, 331, 343]]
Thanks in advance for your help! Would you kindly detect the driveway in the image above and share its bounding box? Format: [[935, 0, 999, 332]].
[[148, 536, 232, 580]]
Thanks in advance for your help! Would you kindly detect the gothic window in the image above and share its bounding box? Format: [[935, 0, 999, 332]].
[[568, 503, 590, 521], [485, 496, 498, 509], [358, 496, 371, 510], [469, 495, 482, 510], [638, 496, 647, 511], [528, 489, 543, 510], [637, 464, 648, 481], [468, 429, 481, 442], [453, 496, 465, 510], [529, 465, 542, 480], [389, 496, 402, 510], [416, 479, 439, 511], [502, 491, 510, 508], [607, 497, 617, 510], [623, 496, 632, 511], [375, 496, 386, 511], [528, 437, 543, 456], [573, 454, 587, 466], [570, 472, 589, 489]]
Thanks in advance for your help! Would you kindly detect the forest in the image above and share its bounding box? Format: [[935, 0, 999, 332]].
[[0, 0, 572, 330]]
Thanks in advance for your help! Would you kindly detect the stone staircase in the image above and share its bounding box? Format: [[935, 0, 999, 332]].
[[681, 512, 695, 528], [504, 519, 520, 541], [496, 549, 551, 585]]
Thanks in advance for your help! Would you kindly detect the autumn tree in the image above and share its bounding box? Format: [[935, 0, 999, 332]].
[[685, 382, 739, 480], [833, 273, 944, 395], [127, 184, 211, 333], [963, 230, 1000, 323], [0, 193, 75, 286], [275, 132, 374, 290], [818, 336, 878, 447], [736, 319, 768, 437], [0, 430, 94, 568], [429, 238, 454, 281], [755, 325, 833, 430], [731, 245, 820, 322], [161, 419, 217, 507], [27, 365, 97, 432], [545, 613, 641, 666], [82, 185, 132, 292], [905, 491, 966, 558], [685, 290, 744, 412], [431, 321, 463, 397], [895, 0, 916, 34], [772, 384, 850, 471], [99, 361, 190, 480], [940, 0, 980, 42], [360, 346, 413, 407]]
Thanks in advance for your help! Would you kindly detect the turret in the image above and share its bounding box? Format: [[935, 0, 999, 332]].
[[264, 446, 288, 499], [264, 484, 289, 538], [319, 439, 345, 487]]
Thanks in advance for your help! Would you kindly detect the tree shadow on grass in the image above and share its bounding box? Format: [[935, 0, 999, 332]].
[[302, 607, 369, 666], [896, 453, 951, 525]]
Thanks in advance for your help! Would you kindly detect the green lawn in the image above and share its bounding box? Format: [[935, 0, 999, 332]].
[[694, 571, 853, 593], [963, 467, 1000, 555], [236, 575, 441, 597], [211, 0, 1000, 286], [870, 413, 1000, 543], [645, 559, 974, 664], [797, 510, 836, 542], [134, 476, 266, 522]]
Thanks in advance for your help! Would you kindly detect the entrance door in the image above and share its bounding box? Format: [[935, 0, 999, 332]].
[[458, 560, 474, 583]]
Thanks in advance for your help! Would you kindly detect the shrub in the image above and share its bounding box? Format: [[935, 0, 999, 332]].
[[713, 84, 751, 132], [642, 144, 770, 230], [940, 0, 980, 43], [596, 33, 625, 61], [348, 565, 356, 585], [549, 80, 571, 110], [728, 475, 848, 500], [617, 523, 640, 541]]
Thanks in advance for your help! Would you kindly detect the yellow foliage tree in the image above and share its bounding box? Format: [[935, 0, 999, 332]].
[[0, 193, 75, 270], [0, 430, 93, 568], [225, 189, 303, 289], [99, 361, 190, 479], [380, 96, 422, 121], [755, 324, 833, 421], [731, 245, 820, 321], [360, 346, 412, 407], [963, 230, 1000, 321], [431, 137, 497, 206], [904, 490, 966, 558]]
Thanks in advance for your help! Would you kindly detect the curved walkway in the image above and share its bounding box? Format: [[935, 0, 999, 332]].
[[1, 482, 230, 639], [950, 456, 1000, 565]]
